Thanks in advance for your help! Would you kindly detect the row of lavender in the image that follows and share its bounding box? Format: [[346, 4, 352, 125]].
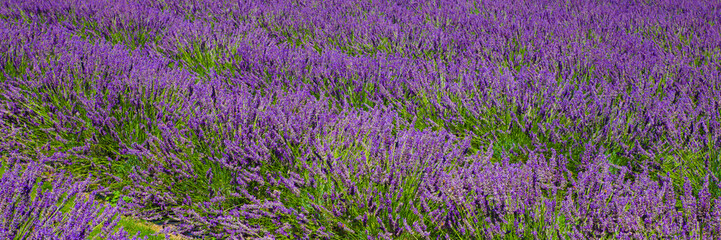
[[0, 158, 143, 239], [1, 0, 720, 239]]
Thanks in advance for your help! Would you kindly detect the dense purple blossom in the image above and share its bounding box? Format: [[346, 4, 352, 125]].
[[1, 0, 720, 239], [0, 159, 142, 239]]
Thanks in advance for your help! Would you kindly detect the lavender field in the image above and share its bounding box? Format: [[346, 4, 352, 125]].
[[1, 0, 720, 239]]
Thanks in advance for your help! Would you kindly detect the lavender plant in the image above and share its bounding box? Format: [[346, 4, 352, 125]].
[[1, 0, 720, 239], [0, 158, 142, 239]]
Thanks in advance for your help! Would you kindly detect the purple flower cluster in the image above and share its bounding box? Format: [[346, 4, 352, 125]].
[[1, 0, 720, 239], [0, 158, 142, 239]]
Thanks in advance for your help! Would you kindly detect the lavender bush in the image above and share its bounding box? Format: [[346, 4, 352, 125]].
[[1, 0, 720, 239], [0, 158, 142, 239]]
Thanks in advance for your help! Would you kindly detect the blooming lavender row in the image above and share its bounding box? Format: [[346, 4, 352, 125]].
[[0, 157, 143, 239], [1, 0, 720, 239]]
